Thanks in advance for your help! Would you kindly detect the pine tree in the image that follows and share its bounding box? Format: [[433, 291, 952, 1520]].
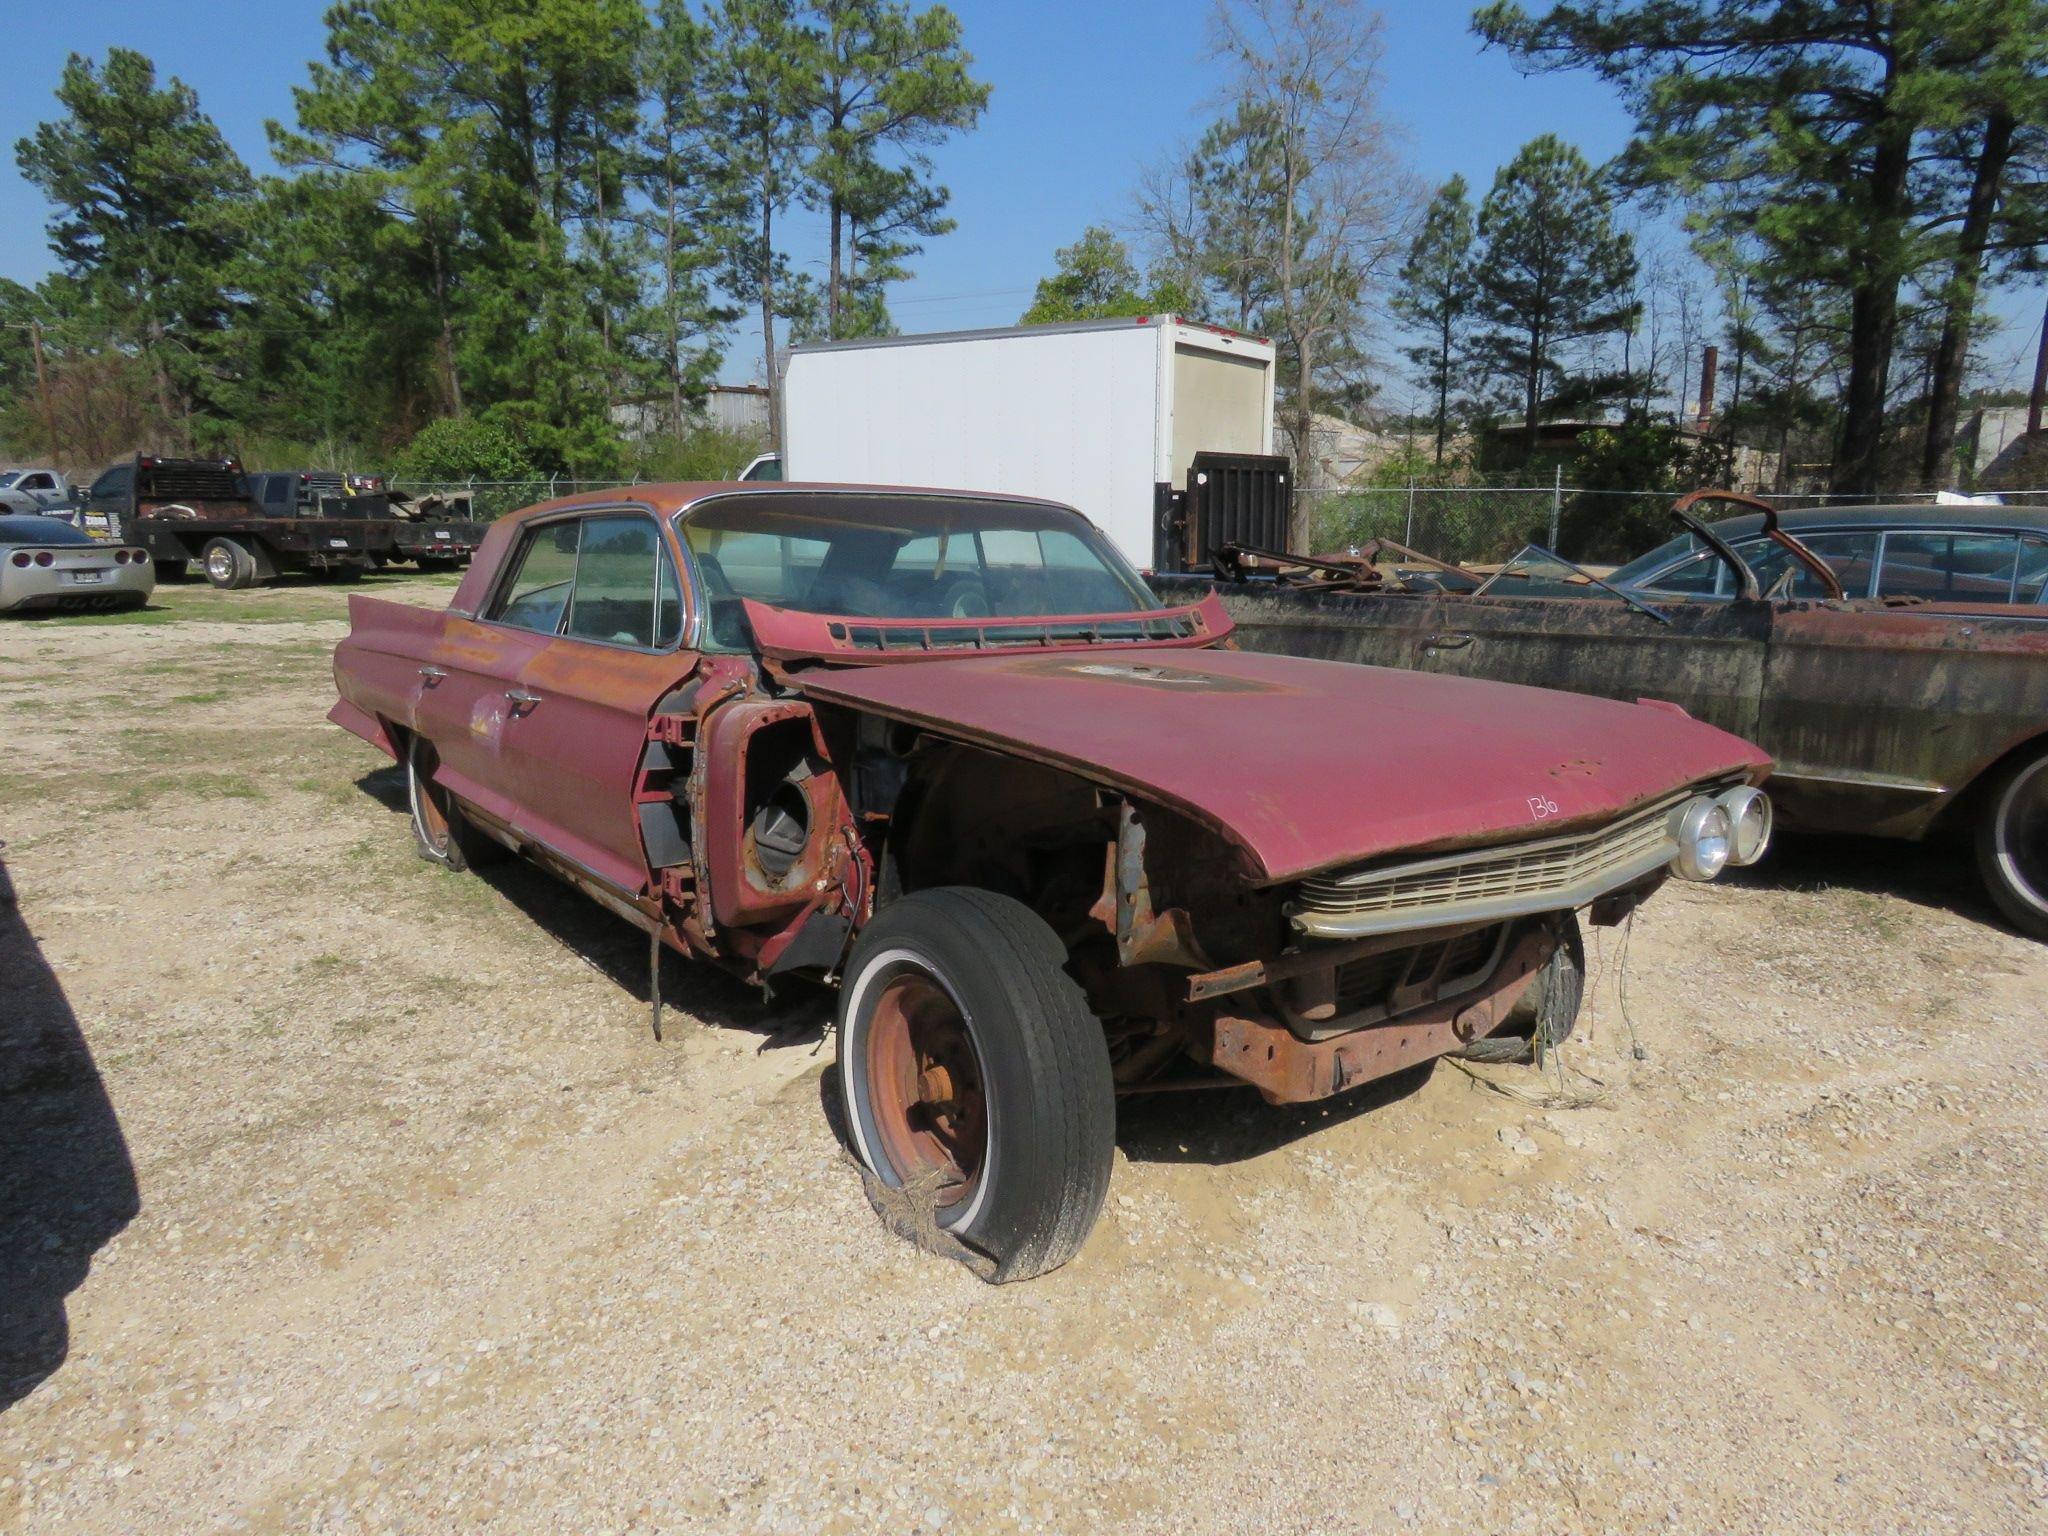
[[805, 0, 988, 339], [1476, 0, 2048, 494], [1392, 176, 1477, 465], [16, 48, 254, 447], [274, 0, 648, 471], [703, 0, 820, 448], [1469, 135, 1638, 461]]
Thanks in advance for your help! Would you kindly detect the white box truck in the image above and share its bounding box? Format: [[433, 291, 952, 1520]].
[[777, 315, 1289, 570]]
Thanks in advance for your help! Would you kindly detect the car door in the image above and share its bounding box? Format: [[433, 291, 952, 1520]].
[[85, 465, 130, 537], [411, 514, 585, 829], [1756, 602, 2047, 838], [1405, 590, 1772, 743], [495, 509, 700, 896], [15, 471, 60, 511]]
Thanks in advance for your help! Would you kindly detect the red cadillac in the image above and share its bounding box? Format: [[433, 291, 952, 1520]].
[[331, 484, 1772, 1280]]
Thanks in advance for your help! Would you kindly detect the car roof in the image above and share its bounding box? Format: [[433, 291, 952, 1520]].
[[0, 514, 92, 543], [1700, 502, 2048, 540], [497, 481, 1087, 528]]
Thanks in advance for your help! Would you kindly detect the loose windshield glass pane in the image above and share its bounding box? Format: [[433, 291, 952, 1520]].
[[1639, 550, 1723, 596], [566, 514, 663, 647], [680, 494, 1157, 650], [492, 520, 580, 634], [1880, 532, 2018, 601]]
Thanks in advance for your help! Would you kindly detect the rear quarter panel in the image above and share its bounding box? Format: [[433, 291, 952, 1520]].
[[330, 595, 460, 754], [1760, 605, 2048, 835]]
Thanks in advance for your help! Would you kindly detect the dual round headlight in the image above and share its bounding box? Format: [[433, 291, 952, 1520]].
[[1670, 787, 1773, 882]]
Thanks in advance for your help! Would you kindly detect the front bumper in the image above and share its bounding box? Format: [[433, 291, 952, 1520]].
[[1211, 925, 1555, 1102]]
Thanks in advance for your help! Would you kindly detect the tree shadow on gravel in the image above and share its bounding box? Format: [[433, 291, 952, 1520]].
[[1114, 1061, 1438, 1166], [351, 765, 827, 1048], [1723, 829, 2008, 934], [0, 850, 139, 1414]]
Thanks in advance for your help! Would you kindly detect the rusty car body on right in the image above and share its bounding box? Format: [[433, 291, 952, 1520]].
[[1166, 494, 2048, 940]]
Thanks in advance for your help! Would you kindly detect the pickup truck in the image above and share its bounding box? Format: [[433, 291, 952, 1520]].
[[84, 455, 380, 587], [329, 482, 1772, 1281], [0, 468, 77, 515]]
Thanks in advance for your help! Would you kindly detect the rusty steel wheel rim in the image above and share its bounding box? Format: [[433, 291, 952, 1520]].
[[863, 968, 988, 1210]]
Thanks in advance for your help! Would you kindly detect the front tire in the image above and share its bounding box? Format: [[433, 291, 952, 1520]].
[[837, 888, 1115, 1283], [201, 537, 256, 590], [1976, 749, 2048, 941]]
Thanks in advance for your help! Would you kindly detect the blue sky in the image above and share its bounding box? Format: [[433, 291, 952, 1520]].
[[2, 0, 2040, 401]]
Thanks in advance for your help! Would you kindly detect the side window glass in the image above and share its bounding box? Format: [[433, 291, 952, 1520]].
[[2018, 536, 2048, 605], [1879, 532, 2018, 601], [565, 513, 661, 647], [21, 473, 53, 491], [654, 537, 684, 648], [92, 467, 131, 499], [491, 519, 581, 635], [1740, 532, 1877, 598]]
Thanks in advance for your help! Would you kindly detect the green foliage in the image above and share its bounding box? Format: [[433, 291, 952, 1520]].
[[1470, 135, 1638, 455], [626, 423, 770, 480], [390, 417, 537, 482], [1021, 227, 1186, 324], [1560, 413, 1732, 561]]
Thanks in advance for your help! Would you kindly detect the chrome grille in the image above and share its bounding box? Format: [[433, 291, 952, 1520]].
[[1293, 794, 1688, 939]]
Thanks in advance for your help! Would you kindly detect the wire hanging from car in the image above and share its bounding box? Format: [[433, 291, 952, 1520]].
[[649, 925, 664, 1042]]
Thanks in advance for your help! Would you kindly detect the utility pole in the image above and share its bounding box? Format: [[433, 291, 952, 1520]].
[[1548, 463, 1563, 550], [2029, 294, 2048, 438]]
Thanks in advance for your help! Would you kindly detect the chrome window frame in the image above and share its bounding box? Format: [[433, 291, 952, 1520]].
[[477, 501, 694, 656]]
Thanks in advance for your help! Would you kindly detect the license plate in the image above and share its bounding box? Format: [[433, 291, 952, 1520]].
[[68, 569, 104, 584], [433, 530, 451, 540], [328, 538, 349, 548]]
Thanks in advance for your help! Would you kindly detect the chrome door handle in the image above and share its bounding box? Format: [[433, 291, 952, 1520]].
[[418, 664, 448, 681], [1424, 631, 1475, 651], [504, 687, 541, 712]]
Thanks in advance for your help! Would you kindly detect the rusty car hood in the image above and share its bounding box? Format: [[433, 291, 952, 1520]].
[[785, 645, 1771, 883]]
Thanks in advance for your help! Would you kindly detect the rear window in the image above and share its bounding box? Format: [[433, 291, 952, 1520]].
[[1878, 531, 2020, 602], [0, 516, 94, 546]]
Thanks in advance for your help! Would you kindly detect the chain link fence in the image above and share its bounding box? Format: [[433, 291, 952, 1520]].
[[1301, 483, 2048, 567], [392, 475, 2048, 569], [387, 476, 645, 524]]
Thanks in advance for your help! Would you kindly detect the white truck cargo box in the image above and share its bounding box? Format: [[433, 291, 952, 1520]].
[[779, 316, 1278, 567]]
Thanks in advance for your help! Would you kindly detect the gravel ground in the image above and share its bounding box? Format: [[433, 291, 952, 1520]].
[[2, 573, 2044, 1535]]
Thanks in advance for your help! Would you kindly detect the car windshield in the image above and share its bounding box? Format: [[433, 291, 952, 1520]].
[[0, 472, 20, 489], [0, 515, 93, 546], [678, 493, 1158, 648], [1476, 545, 1670, 622]]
